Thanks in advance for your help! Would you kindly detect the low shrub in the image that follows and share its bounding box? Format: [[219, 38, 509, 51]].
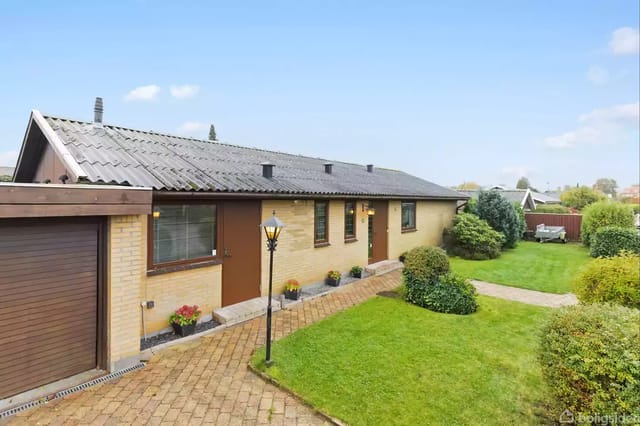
[[534, 204, 570, 214], [590, 226, 640, 257], [574, 251, 640, 309], [444, 213, 505, 260], [581, 201, 634, 246], [476, 190, 521, 248], [418, 274, 478, 315], [539, 304, 640, 420], [402, 246, 450, 285]]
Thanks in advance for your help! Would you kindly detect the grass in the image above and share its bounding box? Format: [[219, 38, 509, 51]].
[[449, 241, 591, 293], [252, 295, 552, 425]]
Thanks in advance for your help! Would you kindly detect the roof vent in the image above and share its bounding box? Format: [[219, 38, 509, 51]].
[[366, 164, 374, 173], [324, 163, 333, 174], [261, 162, 274, 179], [94, 97, 104, 126]]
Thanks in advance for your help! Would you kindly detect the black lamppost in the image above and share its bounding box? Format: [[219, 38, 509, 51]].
[[260, 211, 285, 366]]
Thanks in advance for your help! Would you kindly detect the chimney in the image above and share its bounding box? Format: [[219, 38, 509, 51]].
[[94, 97, 104, 125], [324, 162, 333, 174], [261, 162, 274, 179], [366, 164, 374, 173]]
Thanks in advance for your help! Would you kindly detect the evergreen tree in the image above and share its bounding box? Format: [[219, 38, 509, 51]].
[[208, 124, 217, 141]]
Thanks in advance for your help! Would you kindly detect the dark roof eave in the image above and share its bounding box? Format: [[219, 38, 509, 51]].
[[152, 189, 468, 201]]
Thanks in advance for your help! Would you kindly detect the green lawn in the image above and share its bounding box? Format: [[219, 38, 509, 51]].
[[449, 241, 590, 294], [252, 296, 552, 425]]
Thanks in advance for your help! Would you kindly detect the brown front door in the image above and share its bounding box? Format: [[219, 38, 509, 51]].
[[221, 201, 262, 306], [0, 219, 101, 399], [368, 200, 388, 263]]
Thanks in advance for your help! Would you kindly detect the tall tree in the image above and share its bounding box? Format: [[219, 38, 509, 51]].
[[456, 182, 481, 190], [560, 186, 606, 210], [593, 178, 617, 197], [516, 177, 530, 189], [208, 124, 217, 141]]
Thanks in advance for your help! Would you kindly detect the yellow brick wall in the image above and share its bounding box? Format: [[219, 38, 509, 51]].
[[108, 215, 144, 369], [260, 199, 369, 294], [387, 200, 457, 259]]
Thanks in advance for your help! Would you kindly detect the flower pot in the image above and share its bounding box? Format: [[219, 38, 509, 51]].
[[326, 277, 341, 287], [285, 289, 301, 300], [171, 321, 197, 337], [351, 271, 362, 278]]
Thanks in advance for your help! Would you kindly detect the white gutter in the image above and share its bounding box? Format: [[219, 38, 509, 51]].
[[31, 109, 87, 182]]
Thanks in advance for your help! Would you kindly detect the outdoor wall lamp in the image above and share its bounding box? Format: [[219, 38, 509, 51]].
[[152, 211, 160, 218], [367, 206, 376, 216], [260, 210, 285, 366]]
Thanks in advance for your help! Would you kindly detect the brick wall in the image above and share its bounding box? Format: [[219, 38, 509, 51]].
[[260, 199, 369, 294], [387, 200, 457, 259], [108, 215, 145, 370]]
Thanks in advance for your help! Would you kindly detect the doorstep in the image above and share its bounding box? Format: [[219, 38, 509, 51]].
[[213, 296, 282, 325], [365, 259, 403, 276]]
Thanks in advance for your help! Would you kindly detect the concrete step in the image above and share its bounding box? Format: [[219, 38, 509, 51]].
[[212, 296, 281, 325], [365, 259, 404, 276]]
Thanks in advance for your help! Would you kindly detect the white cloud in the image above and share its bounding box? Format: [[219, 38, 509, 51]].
[[124, 84, 161, 101], [177, 121, 207, 135], [501, 166, 534, 179], [0, 150, 18, 167], [544, 102, 639, 148], [609, 27, 639, 55], [170, 84, 200, 99], [585, 65, 609, 85]]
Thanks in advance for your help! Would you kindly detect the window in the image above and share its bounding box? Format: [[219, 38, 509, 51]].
[[401, 201, 416, 231], [314, 200, 329, 245], [152, 204, 217, 265], [344, 200, 356, 240]]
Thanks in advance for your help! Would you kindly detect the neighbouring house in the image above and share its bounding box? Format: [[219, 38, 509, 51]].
[[619, 184, 640, 200], [0, 99, 467, 404], [531, 191, 561, 205], [459, 188, 537, 211]]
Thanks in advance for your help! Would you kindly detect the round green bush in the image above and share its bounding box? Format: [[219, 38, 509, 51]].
[[402, 246, 450, 285], [574, 251, 640, 309], [476, 190, 521, 248], [444, 213, 505, 260], [539, 304, 640, 419], [590, 226, 640, 258], [419, 274, 478, 315], [581, 201, 634, 246]]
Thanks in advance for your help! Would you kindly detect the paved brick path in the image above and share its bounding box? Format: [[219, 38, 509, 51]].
[[471, 280, 578, 308], [9, 271, 401, 425]]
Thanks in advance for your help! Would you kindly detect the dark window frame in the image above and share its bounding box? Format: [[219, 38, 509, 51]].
[[314, 200, 330, 247], [401, 201, 417, 232], [344, 200, 357, 241], [147, 201, 220, 271]]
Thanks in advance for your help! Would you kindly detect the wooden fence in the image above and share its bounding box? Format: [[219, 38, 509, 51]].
[[525, 213, 583, 241]]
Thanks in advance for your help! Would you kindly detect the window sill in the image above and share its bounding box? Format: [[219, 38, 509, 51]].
[[344, 238, 358, 244], [147, 259, 223, 277], [401, 228, 418, 234], [314, 242, 331, 248]]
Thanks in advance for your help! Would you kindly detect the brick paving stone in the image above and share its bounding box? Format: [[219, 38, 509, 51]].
[[7, 271, 400, 425]]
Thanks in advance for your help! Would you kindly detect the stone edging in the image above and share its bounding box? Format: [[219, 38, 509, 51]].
[[247, 363, 347, 426]]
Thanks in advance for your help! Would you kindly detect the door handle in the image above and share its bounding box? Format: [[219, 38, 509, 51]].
[[224, 248, 231, 257]]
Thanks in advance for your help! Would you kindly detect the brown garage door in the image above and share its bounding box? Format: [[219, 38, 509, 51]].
[[0, 219, 101, 399]]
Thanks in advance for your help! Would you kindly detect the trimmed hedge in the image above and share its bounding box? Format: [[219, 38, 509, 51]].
[[444, 213, 505, 260], [402, 246, 450, 286], [574, 251, 640, 309], [590, 226, 640, 258], [534, 204, 570, 214], [539, 304, 640, 420], [417, 274, 478, 315], [581, 201, 635, 246]]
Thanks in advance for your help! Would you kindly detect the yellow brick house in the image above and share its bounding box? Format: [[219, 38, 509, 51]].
[[3, 99, 466, 403]]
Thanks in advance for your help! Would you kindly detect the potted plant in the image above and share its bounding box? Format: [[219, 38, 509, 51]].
[[326, 270, 342, 287], [284, 279, 301, 300], [350, 265, 363, 278], [169, 304, 202, 337]]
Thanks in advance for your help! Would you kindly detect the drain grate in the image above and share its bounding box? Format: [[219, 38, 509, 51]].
[[0, 363, 145, 419]]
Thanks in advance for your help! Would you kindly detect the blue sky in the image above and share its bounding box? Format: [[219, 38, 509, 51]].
[[1, 1, 638, 190]]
